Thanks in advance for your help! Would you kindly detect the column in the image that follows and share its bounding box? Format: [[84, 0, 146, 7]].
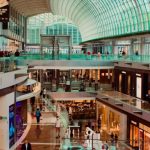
[[108, 69, 110, 80], [68, 36, 72, 60], [130, 39, 134, 55], [24, 17, 27, 46], [95, 69, 98, 90], [40, 69, 42, 86], [89, 69, 92, 79], [96, 102, 99, 121], [140, 37, 145, 55], [112, 70, 114, 88], [107, 110, 110, 131], [82, 69, 85, 78], [56, 70, 59, 90], [52, 38, 55, 60], [65, 70, 71, 92], [119, 114, 127, 141], [112, 40, 117, 55]]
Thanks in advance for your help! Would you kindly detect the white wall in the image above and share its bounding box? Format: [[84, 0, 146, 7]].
[[0, 92, 15, 150], [0, 67, 28, 89]]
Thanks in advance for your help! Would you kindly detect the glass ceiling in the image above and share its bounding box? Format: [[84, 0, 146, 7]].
[[26, 0, 150, 42], [48, 0, 150, 42]]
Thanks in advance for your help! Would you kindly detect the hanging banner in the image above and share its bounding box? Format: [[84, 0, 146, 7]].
[[0, 0, 9, 22]]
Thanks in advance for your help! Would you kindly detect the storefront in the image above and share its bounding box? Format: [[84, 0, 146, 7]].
[[128, 119, 150, 150], [96, 101, 127, 141], [49, 92, 96, 120], [114, 67, 150, 101]]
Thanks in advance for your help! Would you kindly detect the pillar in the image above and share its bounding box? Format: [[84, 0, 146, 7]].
[[119, 114, 127, 141], [95, 69, 98, 90], [140, 37, 145, 55], [68, 36, 72, 60], [108, 69, 110, 80], [130, 39, 134, 55], [52, 38, 55, 60]]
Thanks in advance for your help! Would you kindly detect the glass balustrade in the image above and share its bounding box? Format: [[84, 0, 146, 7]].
[[0, 57, 17, 72], [17, 53, 150, 62], [44, 98, 69, 133], [98, 91, 150, 114], [60, 137, 135, 150], [0, 54, 149, 72]]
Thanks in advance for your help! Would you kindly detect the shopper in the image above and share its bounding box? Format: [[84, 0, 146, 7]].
[[56, 116, 61, 138], [97, 118, 101, 130], [104, 141, 109, 150], [40, 89, 43, 98], [91, 120, 95, 130], [21, 140, 32, 150], [115, 133, 118, 143], [43, 88, 47, 98], [78, 120, 82, 134], [35, 108, 41, 124], [15, 49, 20, 57], [110, 132, 115, 144], [30, 97, 35, 106]]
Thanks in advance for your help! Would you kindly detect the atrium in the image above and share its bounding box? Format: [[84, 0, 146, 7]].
[[0, 0, 150, 150]]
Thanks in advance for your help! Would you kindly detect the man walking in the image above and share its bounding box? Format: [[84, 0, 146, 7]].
[[21, 140, 32, 150]]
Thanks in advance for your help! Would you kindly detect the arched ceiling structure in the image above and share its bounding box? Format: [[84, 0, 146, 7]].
[[9, 0, 51, 16], [10, 0, 150, 42]]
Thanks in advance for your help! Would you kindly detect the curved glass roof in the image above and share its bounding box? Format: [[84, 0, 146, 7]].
[[27, 13, 82, 45], [12, 0, 150, 42], [49, 0, 150, 42]]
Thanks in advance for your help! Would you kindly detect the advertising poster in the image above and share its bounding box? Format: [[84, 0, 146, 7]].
[[9, 105, 15, 148], [9, 101, 24, 148]]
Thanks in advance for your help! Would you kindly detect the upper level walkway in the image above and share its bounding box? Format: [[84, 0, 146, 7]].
[[97, 91, 150, 123], [0, 53, 149, 72], [18, 53, 150, 63]]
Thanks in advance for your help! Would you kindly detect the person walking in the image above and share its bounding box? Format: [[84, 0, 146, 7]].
[[104, 141, 109, 150], [21, 140, 32, 150], [78, 120, 82, 134], [115, 133, 118, 143], [97, 117, 101, 130], [43, 88, 47, 99], [35, 108, 41, 124], [110, 132, 115, 144], [56, 116, 61, 138]]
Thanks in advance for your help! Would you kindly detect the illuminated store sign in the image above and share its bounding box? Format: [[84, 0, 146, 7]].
[[0, 0, 9, 22]]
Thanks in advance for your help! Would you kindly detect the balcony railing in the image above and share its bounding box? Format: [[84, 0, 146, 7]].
[[0, 54, 149, 72], [97, 91, 150, 122], [0, 57, 17, 72], [17, 52, 150, 63]]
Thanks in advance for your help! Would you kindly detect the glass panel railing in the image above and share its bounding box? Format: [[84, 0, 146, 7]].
[[60, 124, 147, 150], [43, 98, 69, 132], [0, 54, 149, 72], [60, 137, 134, 150], [0, 57, 17, 72], [17, 53, 150, 63], [98, 91, 150, 114]]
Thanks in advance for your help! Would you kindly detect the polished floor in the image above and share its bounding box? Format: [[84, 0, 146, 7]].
[[16, 97, 134, 150]]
